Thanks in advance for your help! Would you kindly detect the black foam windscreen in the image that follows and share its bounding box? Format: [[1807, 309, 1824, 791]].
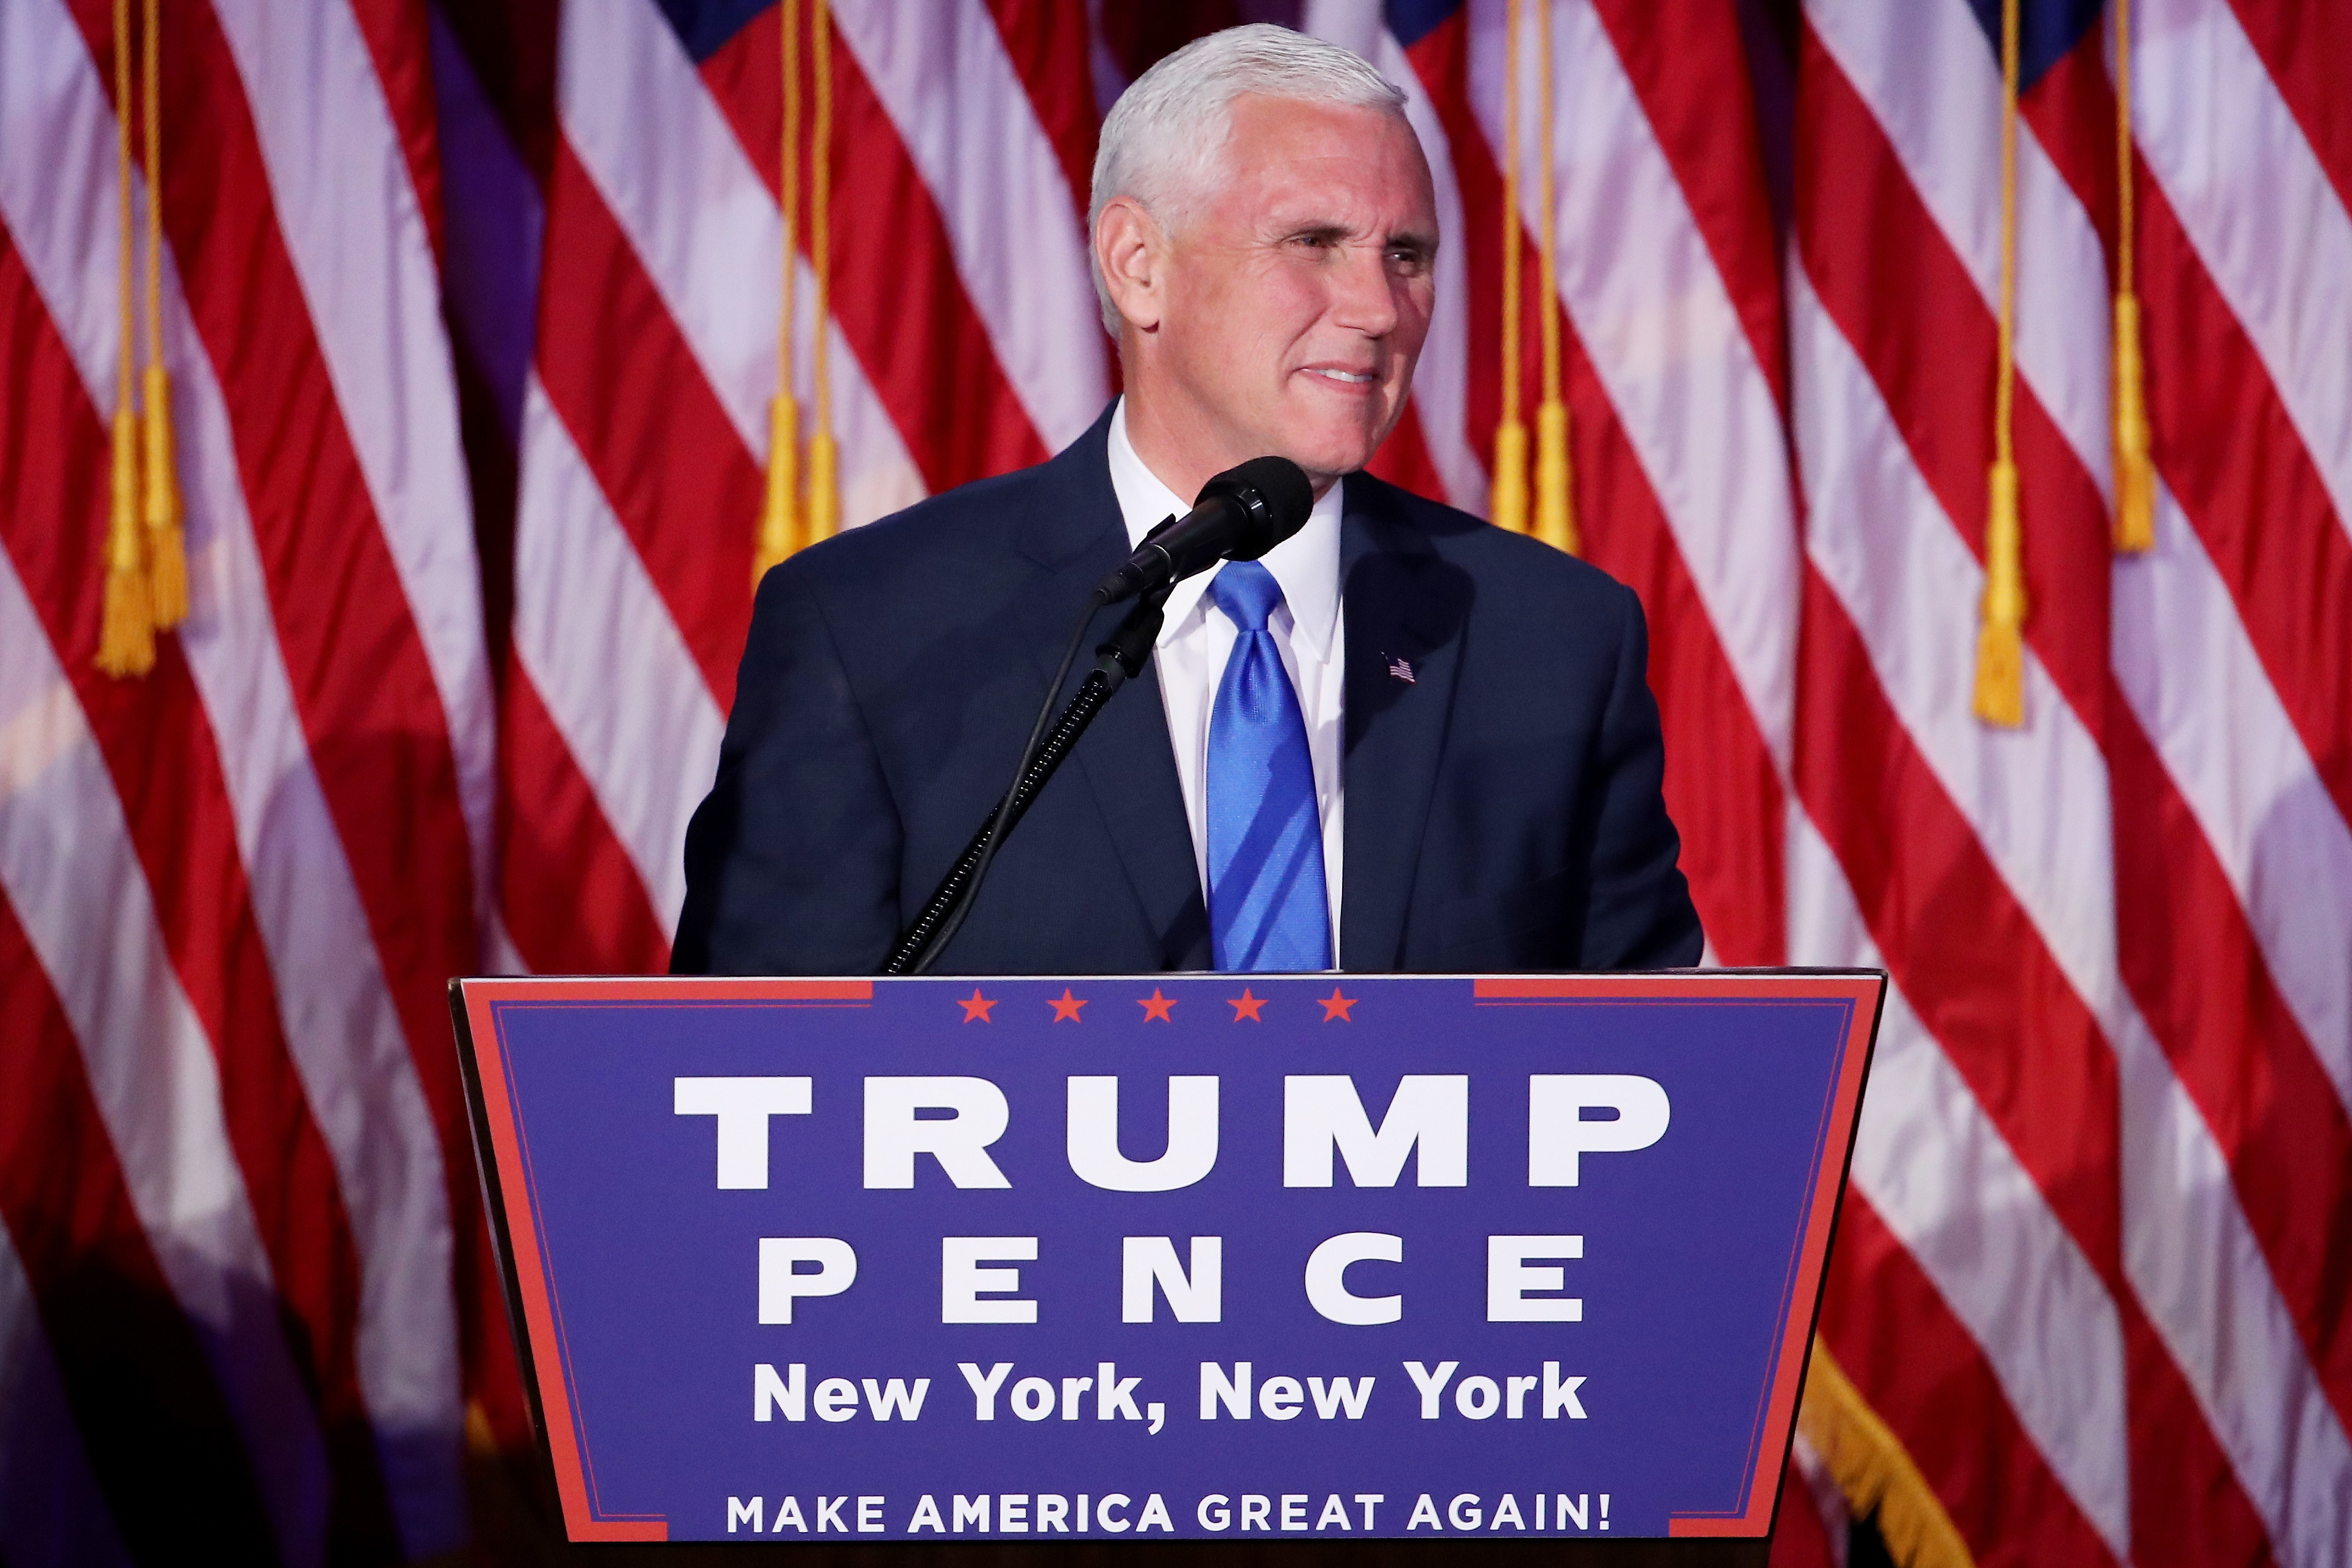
[[1197, 455, 1314, 561]]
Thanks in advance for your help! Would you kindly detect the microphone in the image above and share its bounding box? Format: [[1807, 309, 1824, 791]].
[[1093, 455, 1315, 605], [894, 456, 1307, 973]]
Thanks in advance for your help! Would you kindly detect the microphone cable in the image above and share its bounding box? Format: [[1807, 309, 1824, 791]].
[[894, 588, 1106, 975], [886, 455, 1305, 973]]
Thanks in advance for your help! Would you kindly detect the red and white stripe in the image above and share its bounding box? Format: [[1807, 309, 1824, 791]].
[[831, 0, 1108, 453], [1788, 808, 2132, 1559], [1372, 25, 1488, 514], [1, 0, 485, 1556], [505, 0, 1800, 988], [9, 0, 2347, 1559], [1490, 0, 1800, 875], [1790, 0, 2352, 1561], [1341, 0, 1800, 970], [500, 0, 1102, 975], [483, 5, 2352, 1558]]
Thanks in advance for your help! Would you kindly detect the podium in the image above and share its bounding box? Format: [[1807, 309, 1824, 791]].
[[452, 971, 1881, 1558]]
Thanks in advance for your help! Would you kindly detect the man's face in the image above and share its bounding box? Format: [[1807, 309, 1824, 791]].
[[1145, 95, 1438, 487]]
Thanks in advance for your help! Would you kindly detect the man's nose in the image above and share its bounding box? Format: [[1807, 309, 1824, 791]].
[[1326, 242, 1401, 337]]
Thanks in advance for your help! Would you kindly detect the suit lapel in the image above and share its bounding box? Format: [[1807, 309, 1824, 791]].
[[1013, 412, 1210, 967], [1339, 483, 1471, 970]]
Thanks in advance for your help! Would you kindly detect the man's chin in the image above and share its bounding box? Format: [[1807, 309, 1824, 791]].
[[1272, 424, 1389, 484]]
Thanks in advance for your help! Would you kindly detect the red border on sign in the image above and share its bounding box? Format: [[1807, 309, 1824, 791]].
[[461, 977, 874, 1539], [1473, 973, 1881, 1536], [471, 976, 873, 1003], [1475, 973, 1872, 1004], [465, 972, 1873, 1542]]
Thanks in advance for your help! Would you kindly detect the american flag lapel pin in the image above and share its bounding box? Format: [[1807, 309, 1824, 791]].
[[1386, 653, 1416, 684]]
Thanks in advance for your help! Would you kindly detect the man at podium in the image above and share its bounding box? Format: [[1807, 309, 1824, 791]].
[[673, 26, 1701, 979]]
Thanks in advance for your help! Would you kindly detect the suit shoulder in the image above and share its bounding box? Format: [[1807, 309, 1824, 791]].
[[1350, 472, 1640, 617]]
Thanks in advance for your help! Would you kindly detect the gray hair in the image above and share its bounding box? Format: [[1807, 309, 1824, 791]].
[[1088, 24, 1409, 335]]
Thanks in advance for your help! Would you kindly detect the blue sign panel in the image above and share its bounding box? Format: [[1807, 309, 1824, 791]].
[[454, 972, 1879, 1544]]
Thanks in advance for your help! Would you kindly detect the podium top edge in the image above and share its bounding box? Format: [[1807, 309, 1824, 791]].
[[450, 968, 1888, 989]]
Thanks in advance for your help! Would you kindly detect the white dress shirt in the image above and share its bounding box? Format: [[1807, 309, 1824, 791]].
[[1105, 399, 1346, 950]]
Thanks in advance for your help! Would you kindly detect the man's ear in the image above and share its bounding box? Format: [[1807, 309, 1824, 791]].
[[1095, 196, 1165, 333]]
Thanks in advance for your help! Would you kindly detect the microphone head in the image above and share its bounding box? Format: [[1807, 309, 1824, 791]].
[[1196, 456, 1315, 561]]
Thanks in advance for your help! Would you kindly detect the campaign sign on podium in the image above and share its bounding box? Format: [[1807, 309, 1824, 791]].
[[452, 971, 1881, 1545]]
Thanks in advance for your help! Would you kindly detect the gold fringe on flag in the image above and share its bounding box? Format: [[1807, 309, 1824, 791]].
[[140, 0, 187, 628], [99, 0, 154, 679], [804, 0, 840, 545], [1974, 0, 2027, 728], [1491, 0, 1529, 535], [1535, 402, 1573, 552], [142, 361, 187, 622], [756, 392, 803, 583], [2110, 0, 2155, 553], [2112, 296, 2153, 551], [753, 0, 804, 587], [1797, 1343, 1978, 1568], [1531, 0, 1578, 556], [104, 405, 154, 677]]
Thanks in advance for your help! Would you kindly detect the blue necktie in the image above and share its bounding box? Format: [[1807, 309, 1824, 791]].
[[1206, 561, 1332, 971]]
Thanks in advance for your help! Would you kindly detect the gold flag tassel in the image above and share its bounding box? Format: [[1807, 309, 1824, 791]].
[[2110, 0, 2155, 553], [140, 0, 187, 627], [753, 0, 804, 586], [1531, 0, 1578, 556], [1797, 1344, 1977, 1568], [803, 0, 840, 544], [99, 0, 154, 679], [1490, 0, 1529, 534], [1974, 0, 2027, 728]]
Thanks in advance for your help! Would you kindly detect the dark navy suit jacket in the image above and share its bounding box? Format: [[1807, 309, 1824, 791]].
[[673, 408, 1702, 976]]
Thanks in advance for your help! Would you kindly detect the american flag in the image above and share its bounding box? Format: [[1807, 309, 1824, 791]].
[[0, 1, 2343, 1564]]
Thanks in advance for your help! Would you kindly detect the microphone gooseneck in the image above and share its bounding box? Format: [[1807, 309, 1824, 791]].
[[882, 587, 1168, 975], [886, 453, 1311, 976], [1093, 455, 1315, 605]]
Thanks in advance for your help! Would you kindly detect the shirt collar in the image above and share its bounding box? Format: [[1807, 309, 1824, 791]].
[[1106, 397, 1343, 659]]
